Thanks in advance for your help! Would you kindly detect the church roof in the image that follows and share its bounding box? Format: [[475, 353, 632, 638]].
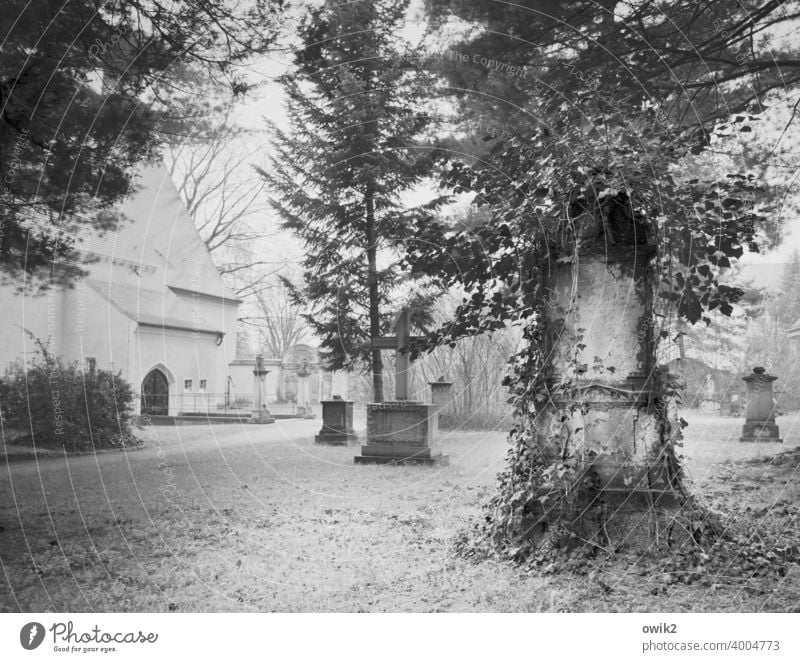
[[84, 280, 224, 335], [73, 163, 241, 305], [66, 163, 239, 332]]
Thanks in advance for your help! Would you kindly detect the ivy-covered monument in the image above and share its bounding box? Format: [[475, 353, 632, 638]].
[[525, 205, 684, 551], [407, 124, 763, 563], [401, 0, 797, 568]]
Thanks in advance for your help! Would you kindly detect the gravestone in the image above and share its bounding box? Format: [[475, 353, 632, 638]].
[[699, 373, 720, 414], [354, 310, 448, 466], [532, 241, 683, 550], [251, 355, 275, 424], [740, 367, 782, 442], [315, 396, 357, 445]]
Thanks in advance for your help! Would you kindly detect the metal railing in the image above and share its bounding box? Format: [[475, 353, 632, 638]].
[[137, 392, 304, 417]]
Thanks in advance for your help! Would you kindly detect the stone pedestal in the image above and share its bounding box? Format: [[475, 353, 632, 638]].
[[355, 401, 448, 466], [251, 355, 275, 424], [296, 371, 315, 419], [315, 398, 357, 445], [429, 379, 453, 414], [429, 378, 454, 430], [740, 367, 782, 442]]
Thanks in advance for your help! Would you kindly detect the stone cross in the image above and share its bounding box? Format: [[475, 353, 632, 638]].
[[370, 309, 420, 401]]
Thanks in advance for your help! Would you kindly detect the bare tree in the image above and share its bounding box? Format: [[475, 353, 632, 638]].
[[243, 273, 309, 360], [165, 111, 280, 299], [411, 327, 520, 427]]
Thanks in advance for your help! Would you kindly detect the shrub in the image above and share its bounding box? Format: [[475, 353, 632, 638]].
[[0, 344, 138, 451]]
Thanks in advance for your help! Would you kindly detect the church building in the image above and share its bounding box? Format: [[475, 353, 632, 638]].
[[0, 164, 241, 416]]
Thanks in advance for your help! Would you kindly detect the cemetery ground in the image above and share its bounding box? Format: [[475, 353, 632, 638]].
[[2, 413, 800, 612]]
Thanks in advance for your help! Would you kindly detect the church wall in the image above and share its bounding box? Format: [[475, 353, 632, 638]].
[[169, 290, 240, 382], [0, 164, 243, 416], [0, 284, 67, 368], [59, 281, 132, 376], [133, 326, 228, 415]]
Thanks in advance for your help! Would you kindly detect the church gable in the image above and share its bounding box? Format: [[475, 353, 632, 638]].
[[75, 163, 240, 307], [71, 162, 240, 336]]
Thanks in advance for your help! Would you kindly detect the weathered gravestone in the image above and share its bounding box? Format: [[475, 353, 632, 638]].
[[740, 367, 782, 442], [251, 355, 275, 424], [530, 240, 683, 550], [315, 395, 357, 445], [354, 310, 448, 466]]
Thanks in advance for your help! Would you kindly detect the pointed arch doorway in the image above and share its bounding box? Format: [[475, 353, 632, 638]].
[[141, 368, 170, 416]]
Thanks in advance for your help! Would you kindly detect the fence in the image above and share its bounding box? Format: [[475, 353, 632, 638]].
[[138, 392, 301, 417]]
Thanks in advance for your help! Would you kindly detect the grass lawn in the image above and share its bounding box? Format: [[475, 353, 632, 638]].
[[1, 412, 799, 612]]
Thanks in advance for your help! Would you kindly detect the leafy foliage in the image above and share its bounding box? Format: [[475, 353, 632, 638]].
[[0, 339, 137, 451], [406, 0, 788, 562], [424, 0, 800, 138]]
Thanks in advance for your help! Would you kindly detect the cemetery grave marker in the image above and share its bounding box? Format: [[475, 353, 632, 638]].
[[740, 367, 782, 442], [354, 310, 448, 466]]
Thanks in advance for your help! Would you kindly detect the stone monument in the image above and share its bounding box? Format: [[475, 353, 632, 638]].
[[429, 376, 454, 429], [251, 354, 275, 424], [354, 310, 448, 466], [315, 396, 357, 445], [429, 376, 453, 414], [295, 360, 315, 419], [740, 367, 782, 442], [699, 373, 720, 414], [531, 234, 683, 550]]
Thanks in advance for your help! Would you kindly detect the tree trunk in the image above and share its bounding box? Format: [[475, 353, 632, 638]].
[[677, 319, 687, 361], [365, 187, 384, 402]]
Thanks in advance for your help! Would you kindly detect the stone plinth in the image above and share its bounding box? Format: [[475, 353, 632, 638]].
[[429, 379, 453, 414], [315, 398, 357, 445], [251, 407, 275, 424], [355, 401, 448, 466], [740, 367, 782, 442]]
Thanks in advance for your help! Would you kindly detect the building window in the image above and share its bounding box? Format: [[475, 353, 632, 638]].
[[184, 379, 193, 391], [199, 379, 207, 393]]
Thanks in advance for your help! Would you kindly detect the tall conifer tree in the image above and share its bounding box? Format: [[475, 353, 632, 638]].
[[260, 0, 443, 401]]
